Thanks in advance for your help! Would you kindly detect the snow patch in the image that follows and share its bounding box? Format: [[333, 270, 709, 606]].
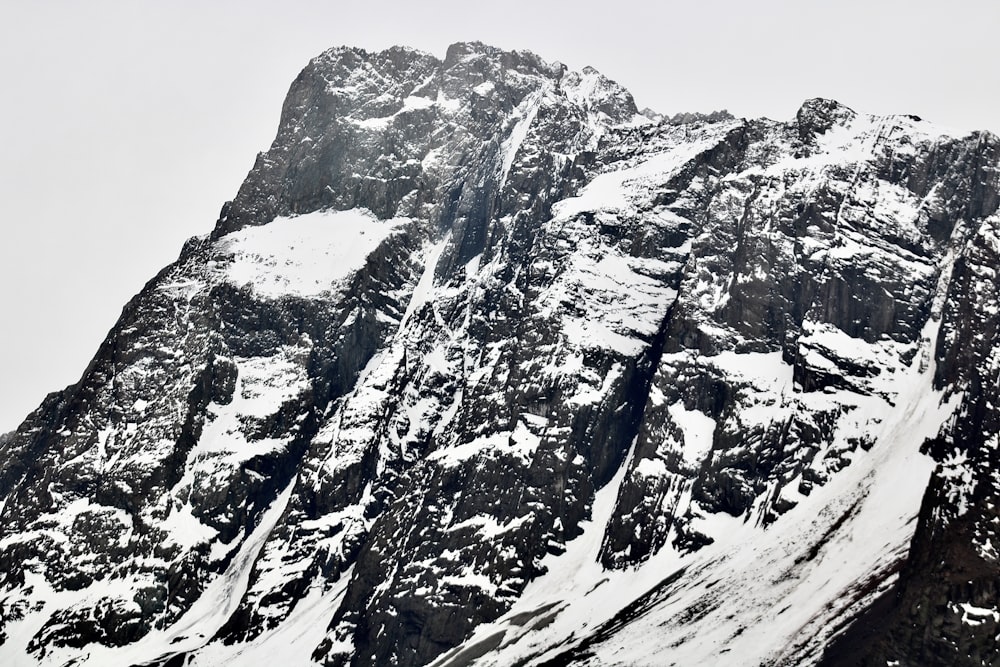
[[218, 208, 406, 299], [553, 130, 732, 220], [667, 403, 716, 465], [191, 567, 355, 667], [499, 90, 543, 187]]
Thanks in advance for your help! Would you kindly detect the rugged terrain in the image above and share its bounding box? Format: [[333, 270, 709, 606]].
[[1, 42, 999, 666]]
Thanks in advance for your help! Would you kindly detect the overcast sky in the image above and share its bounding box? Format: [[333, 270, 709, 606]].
[[1, 0, 998, 432]]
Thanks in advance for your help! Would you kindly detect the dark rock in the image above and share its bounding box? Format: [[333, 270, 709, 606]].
[[2, 42, 1000, 667]]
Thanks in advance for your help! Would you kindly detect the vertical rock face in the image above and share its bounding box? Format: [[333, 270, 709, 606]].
[[820, 147, 1000, 665], [0, 43, 999, 667]]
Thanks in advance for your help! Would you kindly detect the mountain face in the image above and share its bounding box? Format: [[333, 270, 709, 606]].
[[2, 42, 1000, 667]]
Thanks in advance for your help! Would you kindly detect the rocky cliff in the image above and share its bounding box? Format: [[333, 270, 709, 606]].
[[1, 42, 999, 666]]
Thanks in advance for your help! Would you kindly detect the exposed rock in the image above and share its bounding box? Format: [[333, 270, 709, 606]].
[[1, 43, 999, 667], [666, 109, 735, 125]]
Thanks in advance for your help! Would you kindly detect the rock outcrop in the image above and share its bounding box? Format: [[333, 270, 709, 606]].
[[1, 43, 998, 667]]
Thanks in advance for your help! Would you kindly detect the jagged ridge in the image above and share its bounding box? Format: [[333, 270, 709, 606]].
[[1, 42, 999, 667]]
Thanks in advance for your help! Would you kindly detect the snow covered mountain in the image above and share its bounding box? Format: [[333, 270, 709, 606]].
[[2, 42, 999, 666]]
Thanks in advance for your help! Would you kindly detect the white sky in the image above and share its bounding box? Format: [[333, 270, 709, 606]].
[[1, 0, 998, 432]]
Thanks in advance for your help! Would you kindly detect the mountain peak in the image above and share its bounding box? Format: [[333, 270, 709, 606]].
[[796, 96, 857, 138], [213, 42, 639, 238], [3, 44, 1000, 667]]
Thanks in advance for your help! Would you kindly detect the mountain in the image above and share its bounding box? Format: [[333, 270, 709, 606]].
[[1, 42, 999, 666]]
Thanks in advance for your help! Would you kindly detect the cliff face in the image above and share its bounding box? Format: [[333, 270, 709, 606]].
[[1, 42, 998, 667]]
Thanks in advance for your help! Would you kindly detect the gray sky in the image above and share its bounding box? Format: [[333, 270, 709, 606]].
[[1, 0, 998, 432]]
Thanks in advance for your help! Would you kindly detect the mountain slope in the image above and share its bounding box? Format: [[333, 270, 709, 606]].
[[1, 43, 998, 667]]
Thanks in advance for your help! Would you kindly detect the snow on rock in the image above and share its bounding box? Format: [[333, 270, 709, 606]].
[[553, 123, 737, 220], [217, 208, 407, 298], [2, 42, 1000, 667], [0, 478, 296, 667], [441, 318, 960, 667]]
